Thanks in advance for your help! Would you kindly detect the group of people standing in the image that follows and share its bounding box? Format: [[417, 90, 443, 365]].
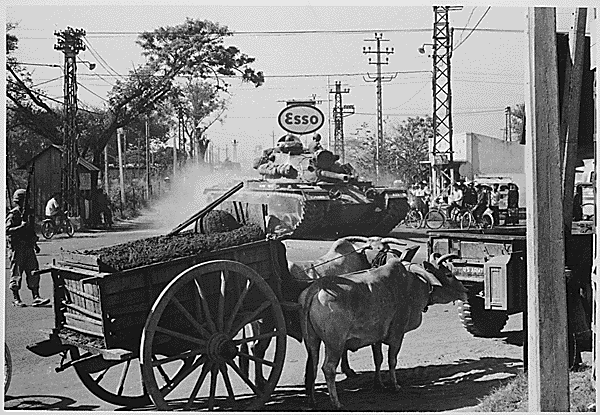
[[447, 181, 520, 225], [409, 179, 521, 226]]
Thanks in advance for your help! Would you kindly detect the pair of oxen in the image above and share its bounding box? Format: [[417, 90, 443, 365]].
[[254, 236, 468, 409]]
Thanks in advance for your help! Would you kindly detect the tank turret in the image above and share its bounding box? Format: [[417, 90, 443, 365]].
[[207, 133, 410, 239]]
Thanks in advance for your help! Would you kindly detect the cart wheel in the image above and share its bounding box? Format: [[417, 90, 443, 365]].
[[70, 347, 150, 407], [5, 344, 12, 395], [140, 260, 287, 411]]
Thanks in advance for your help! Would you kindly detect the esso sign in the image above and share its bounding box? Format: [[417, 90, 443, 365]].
[[278, 105, 325, 135]]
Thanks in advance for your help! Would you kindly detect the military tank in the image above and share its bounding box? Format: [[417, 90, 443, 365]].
[[203, 134, 410, 239]]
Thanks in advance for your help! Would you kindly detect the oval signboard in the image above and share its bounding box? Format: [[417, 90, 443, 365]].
[[278, 104, 325, 135]]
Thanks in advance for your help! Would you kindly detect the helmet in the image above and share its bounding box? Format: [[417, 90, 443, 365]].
[[12, 189, 26, 203]]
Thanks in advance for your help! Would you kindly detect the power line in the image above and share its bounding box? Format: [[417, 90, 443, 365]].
[[454, 7, 492, 51], [459, 7, 478, 43], [32, 76, 63, 87], [83, 37, 124, 79], [18, 26, 523, 40], [387, 82, 429, 110], [77, 81, 109, 102]]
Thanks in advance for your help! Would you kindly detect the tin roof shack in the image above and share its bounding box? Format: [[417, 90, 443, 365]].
[[18, 145, 101, 228]]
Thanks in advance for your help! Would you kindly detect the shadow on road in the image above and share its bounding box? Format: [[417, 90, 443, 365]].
[[263, 356, 522, 411], [500, 330, 524, 346], [4, 394, 100, 411]]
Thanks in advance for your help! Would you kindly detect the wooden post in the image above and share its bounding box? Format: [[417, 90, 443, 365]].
[[145, 116, 150, 200], [116, 128, 126, 216], [103, 145, 109, 195], [593, 7, 600, 409], [524, 7, 569, 412], [561, 8, 588, 237]]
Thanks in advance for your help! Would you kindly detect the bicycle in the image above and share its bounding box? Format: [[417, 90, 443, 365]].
[[459, 207, 495, 230], [423, 204, 466, 229], [403, 207, 424, 229], [41, 211, 75, 239]]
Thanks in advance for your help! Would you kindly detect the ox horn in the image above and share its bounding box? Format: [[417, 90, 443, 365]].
[[381, 237, 407, 247], [429, 252, 441, 263], [436, 253, 459, 267], [342, 236, 371, 244]]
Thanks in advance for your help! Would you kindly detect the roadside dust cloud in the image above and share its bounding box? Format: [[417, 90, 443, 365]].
[[145, 164, 253, 233]]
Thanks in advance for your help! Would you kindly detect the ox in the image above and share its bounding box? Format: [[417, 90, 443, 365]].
[[299, 253, 468, 409], [250, 236, 410, 387]]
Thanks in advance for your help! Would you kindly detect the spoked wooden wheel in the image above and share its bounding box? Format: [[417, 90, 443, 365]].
[[70, 347, 150, 407], [5, 344, 12, 395], [140, 260, 287, 411]]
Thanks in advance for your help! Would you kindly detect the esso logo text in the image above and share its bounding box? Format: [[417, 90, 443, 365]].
[[278, 105, 325, 135]]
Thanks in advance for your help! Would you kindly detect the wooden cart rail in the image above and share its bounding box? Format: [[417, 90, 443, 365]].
[[51, 239, 288, 350]]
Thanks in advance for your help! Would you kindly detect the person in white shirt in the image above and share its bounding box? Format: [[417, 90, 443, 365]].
[[45, 192, 63, 227], [447, 184, 464, 217]]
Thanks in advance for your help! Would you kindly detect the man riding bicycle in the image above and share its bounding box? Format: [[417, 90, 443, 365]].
[[45, 192, 65, 228], [446, 183, 464, 218]]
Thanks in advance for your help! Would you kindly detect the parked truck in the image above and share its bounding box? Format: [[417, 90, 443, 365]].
[[428, 226, 592, 367]]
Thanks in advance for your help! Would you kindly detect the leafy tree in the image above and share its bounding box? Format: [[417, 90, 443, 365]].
[[345, 117, 432, 185], [6, 22, 62, 157], [172, 79, 228, 164], [385, 116, 432, 184], [6, 18, 263, 167], [510, 103, 525, 142], [99, 18, 263, 164]]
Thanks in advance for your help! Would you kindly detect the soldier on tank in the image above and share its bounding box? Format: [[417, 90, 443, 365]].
[[308, 132, 323, 153]]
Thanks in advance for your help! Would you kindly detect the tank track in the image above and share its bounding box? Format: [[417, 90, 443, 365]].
[[291, 198, 326, 238], [371, 198, 409, 236]]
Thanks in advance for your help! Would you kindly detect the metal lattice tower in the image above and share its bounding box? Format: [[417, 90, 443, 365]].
[[330, 81, 350, 162], [55, 27, 86, 216], [363, 33, 396, 183], [430, 6, 461, 199]]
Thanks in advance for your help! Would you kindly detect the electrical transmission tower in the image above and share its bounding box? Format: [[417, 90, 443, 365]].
[[54, 27, 86, 216], [363, 33, 396, 183], [430, 6, 462, 199], [329, 81, 355, 162]]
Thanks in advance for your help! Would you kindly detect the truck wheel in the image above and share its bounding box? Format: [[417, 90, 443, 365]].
[[457, 296, 509, 337]]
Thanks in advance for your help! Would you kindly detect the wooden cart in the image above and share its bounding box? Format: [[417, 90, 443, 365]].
[[28, 238, 299, 411]]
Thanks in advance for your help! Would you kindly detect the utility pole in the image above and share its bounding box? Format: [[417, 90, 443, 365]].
[[178, 107, 185, 168], [116, 128, 126, 216], [54, 27, 86, 217], [145, 115, 150, 199], [505, 106, 512, 141], [428, 6, 462, 199], [232, 139, 238, 163], [104, 146, 109, 195], [329, 81, 355, 162], [363, 33, 396, 183]]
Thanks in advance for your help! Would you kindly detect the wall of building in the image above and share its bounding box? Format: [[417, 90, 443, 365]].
[[454, 132, 527, 206]]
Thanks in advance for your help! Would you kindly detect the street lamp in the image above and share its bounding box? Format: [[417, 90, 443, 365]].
[[418, 43, 433, 57], [78, 59, 96, 70]]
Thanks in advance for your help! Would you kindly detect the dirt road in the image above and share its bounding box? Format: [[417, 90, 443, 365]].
[[4, 216, 524, 411]]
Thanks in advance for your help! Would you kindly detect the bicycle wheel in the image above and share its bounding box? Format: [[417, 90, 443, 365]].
[[481, 212, 494, 229], [41, 221, 54, 239], [424, 209, 445, 229], [65, 219, 75, 237], [405, 209, 423, 229], [460, 212, 473, 230]]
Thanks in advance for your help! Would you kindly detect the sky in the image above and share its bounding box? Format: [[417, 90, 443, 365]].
[[5, 1, 598, 166]]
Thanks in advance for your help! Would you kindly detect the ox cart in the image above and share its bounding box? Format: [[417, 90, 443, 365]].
[[27, 235, 307, 411]]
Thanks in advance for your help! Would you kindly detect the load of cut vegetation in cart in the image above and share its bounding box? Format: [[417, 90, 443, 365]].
[[79, 223, 265, 272]]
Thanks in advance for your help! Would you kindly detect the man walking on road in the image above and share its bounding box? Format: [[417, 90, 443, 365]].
[[6, 189, 50, 307]]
